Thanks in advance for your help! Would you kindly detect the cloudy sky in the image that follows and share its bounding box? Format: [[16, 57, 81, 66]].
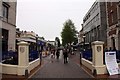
[[16, 0, 95, 41]]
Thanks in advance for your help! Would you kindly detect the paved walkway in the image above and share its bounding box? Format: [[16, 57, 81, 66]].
[[30, 50, 92, 78]]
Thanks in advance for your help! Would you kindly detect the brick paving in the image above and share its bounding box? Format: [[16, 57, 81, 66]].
[[30, 51, 92, 78]]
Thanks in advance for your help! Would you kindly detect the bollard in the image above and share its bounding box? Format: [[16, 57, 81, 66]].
[[118, 68, 120, 74], [25, 69, 28, 78], [92, 69, 97, 76], [80, 53, 82, 65], [118, 68, 120, 79]]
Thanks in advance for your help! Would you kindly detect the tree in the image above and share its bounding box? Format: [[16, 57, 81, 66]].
[[55, 37, 60, 47], [61, 19, 78, 46], [41, 37, 45, 40]]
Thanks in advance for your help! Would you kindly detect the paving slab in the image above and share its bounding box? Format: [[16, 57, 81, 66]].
[[31, 51, 92, 78]]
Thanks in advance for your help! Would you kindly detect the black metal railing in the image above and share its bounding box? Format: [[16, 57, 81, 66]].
[[82, 49, 92, 61], [29, 50, 39, 62], [2, 51, 18, 65]]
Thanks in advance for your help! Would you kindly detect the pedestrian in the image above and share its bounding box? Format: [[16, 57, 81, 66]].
[[109, 47, 112, 51], [39, 46, 43, 65], [56, 49, 59, 60], [52, 48, 55, 58], [50, 52, 54, 63], [63, 48, 68, 64]]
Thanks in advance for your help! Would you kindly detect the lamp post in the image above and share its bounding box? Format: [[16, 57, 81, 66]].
[[36, 34, 38, 51], [83, 35, 86, 51], [79, 35, 86, 65], [36, 34, 39, 62], [118, 2, 120, 27], [117, 2, 120, 50]]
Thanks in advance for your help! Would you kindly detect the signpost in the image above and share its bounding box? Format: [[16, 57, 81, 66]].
[[105, 51, 119, 75]]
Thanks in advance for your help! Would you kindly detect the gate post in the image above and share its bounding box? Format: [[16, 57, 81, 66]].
[[91, 41, 106, 75], [17, 41, 30, 75]]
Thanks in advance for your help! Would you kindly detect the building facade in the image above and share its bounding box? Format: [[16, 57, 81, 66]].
[[106, 1, 120, 50], [16, 29, 48, 51], [0, 1, 17, 52], [82, 1, 107, 48], [47, 41, 55, 46], [78, 27, 84, 44]]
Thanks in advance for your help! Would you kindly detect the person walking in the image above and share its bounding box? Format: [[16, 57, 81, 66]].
[[50, 52, 54, 63], [56, 49, 60, 60], [63, 48, 68, 64], [52, 48, 55, 58], [39, 45, 43, 65]]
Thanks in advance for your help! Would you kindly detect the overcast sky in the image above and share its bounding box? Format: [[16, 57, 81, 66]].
[[16, 0, 95, 41]]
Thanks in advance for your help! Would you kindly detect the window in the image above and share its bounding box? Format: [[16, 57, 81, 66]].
[[2, 2, 9, 19], [110, 2, 113, 6], [111, 37, 116, 50], [111, 13, 114, 24], [97, 26, 100, 40]]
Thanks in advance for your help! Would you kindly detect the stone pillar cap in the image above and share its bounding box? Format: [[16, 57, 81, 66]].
[[17, 41, 30, 45], [91, 41, 104, 45]]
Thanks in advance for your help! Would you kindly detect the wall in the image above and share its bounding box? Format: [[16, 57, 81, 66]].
[[2, 21, 16, 51], [8, 2, 17, 26], [0, 58, 40, 75], [28, 58, 40, 72], [1, 63, 18, 75], [82, 58, 120, 75], [1, 2, 17, 51], [81, 58, 93, 70]]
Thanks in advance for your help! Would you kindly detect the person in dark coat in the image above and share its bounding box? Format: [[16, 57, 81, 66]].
[[56, 49, 59, 60], [63, 48, 68, 64], [39, 45, 43, 65]]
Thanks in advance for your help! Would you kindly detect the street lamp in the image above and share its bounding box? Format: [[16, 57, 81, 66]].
[[79, 35, 85, 65], [36, 34, 38, 51], [83, 35, 86, 51], [118, 2, 120, 27], [36, 34, 39, 62]]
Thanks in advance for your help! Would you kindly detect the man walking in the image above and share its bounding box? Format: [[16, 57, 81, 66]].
[[56, 49, 60, 60], [63, 48, 68, 64], [39, 45, 43, 65]]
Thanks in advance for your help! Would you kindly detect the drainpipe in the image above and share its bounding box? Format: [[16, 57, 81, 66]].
[[118, 2, 120, 27], [117, 2, 120, 50]]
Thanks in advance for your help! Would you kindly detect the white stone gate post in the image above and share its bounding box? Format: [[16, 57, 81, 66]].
[[17, 41, 30, 75], [92, 41, 106, 75]]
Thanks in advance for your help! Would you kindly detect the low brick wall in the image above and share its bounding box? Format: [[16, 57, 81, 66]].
[[82, 58, 120, 75], [0, 58, 40, 75], [28, 58, 40, 72], [81, 58, 93, 70]]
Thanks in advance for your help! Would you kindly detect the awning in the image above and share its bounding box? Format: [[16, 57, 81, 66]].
[[16, 38, 36, 43]]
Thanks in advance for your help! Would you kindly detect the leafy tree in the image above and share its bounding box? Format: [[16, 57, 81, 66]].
[[61, 19, 78, 46]]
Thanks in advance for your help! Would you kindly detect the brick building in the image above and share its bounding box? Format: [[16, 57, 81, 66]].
[[106, 1, 120, 50]]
